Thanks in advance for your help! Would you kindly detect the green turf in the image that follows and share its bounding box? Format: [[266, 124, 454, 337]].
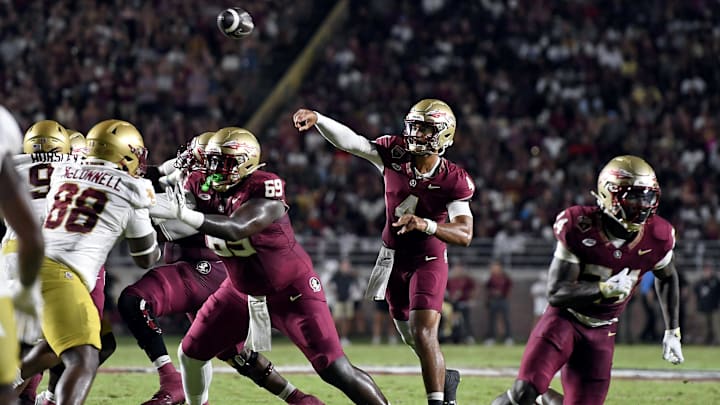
[[80, 336, 720, 404]]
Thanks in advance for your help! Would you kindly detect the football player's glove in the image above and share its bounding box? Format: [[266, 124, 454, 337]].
[[166, 184, 204, 229], [598, 268, 635, 299], [10, 280, 42, 318], [662, 328, 684, 365]]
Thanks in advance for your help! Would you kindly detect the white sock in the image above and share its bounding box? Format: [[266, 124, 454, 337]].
[[428, 392, 444, 401], [277, 382, 296, 400], [153, 355, 172, 369], [178, 345, 212, 405]]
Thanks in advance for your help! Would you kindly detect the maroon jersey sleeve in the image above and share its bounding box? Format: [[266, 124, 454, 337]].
[[448, 166, 475, 202], [372, 135, 409, 166]]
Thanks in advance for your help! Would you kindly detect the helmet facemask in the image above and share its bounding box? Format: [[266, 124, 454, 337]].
[[602, 184, 660, 232], [593, 155, 660, 233], [203, 128, 264, 192], [402, 99, 456, 156]]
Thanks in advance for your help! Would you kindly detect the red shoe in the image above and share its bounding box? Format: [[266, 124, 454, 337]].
[[141, 382, 186, 405], [289, 393, 325, 405]]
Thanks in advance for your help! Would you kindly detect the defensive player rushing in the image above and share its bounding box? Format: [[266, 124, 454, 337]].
[[491, 156, 684, 405], [121, 129, 322, 405], [0, 105, 45, 405], [161, 128, 389, 405], [19, 119, 161, 404], [25, 131, 118, 405], [293, 99, 474, 405]]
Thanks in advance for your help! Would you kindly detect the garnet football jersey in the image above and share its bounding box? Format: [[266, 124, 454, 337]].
[[373, 135, 475, 256], [185, 170, 314, 295], [553, 205, 675, 320]]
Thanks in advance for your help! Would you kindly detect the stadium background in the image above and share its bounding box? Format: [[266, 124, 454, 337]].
[[2, 0, 720, 346]]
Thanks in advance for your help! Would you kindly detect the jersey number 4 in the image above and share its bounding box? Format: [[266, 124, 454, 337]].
[[45, 183, 109, 233]]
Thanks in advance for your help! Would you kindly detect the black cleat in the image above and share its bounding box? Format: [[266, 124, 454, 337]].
[[444, 368, 461, 405]]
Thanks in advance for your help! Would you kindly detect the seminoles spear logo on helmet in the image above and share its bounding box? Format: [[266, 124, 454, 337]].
[[592, 155, 660, 232], [403, 99, 456, 156], [203, 127, 266, 192]]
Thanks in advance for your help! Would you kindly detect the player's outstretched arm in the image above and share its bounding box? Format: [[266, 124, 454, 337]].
[[293, 109, 383, 171], [198, 198, 286, 241], [0, 157, 43, 286]]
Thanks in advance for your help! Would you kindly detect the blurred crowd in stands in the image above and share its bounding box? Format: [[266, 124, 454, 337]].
[[2, 0, 720, 243]]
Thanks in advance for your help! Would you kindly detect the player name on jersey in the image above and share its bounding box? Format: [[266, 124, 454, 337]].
[[30, 152, 81, 164], [61, 166, 123, 191]]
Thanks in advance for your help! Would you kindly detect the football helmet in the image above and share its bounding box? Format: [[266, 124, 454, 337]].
[[176, 131, 216, 171], [402, 99, 456, 155], [68, 130, 88, 157], [86, 119, 148, 177], [23, 120, 70, 154], [593, 155, 660, 232], [204, 127, 264, 191]]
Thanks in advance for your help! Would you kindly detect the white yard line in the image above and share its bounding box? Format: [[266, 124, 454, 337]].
[[100, 366, 720, 380]]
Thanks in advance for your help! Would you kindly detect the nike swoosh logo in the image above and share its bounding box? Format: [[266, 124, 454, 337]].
[[425, 256, 437, 261], [428, 184, 441, 189], [638, 249, 652, 255], [608, 332, 616, 337], [290, 294, 302, 302]]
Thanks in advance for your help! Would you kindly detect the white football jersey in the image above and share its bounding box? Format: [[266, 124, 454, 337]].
[[1, 154, 78, 261], [0, 105, 22, 297], [43, 160, 157, 291]]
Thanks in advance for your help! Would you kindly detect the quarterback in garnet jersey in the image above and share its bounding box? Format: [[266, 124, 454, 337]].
[[294, 99, 474, 405], [492, 156, 684, 405], [164, 128, 388, 405]]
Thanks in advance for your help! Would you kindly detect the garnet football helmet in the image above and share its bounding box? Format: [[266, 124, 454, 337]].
[[86, 119, 148, 177], [23, 120, 70, 154], [593, 155, 660, 232], [175, 131, 215, 171], [204, 127, 264, 191], [403, 99, 456, 155], [68, 130, 88, 157]]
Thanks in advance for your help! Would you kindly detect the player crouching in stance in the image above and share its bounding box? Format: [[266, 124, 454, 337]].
[[492, 156, 684, 405], [19, 120, 161, 404], [161, 128, 389, 405]]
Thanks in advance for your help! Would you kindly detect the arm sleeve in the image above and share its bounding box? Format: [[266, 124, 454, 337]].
[[157, 219, 199, 241], [314, 112, 384, 172], [158, 158, 178, 175], [125, 208, 156, 238], [447, 200, 472, 221]]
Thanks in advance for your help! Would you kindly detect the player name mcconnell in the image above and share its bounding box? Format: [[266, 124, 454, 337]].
[[62, 167, 122, 191]]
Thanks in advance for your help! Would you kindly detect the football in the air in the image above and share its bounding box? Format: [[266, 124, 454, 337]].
[[217, 7, 254, 39]]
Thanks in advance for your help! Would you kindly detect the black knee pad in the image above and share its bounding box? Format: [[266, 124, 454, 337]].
[[511, 380, 540, 405], [117, 292, 163, 337], [226, 348, 274, 386]]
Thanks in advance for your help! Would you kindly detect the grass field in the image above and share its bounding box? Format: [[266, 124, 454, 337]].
[[75, 336, 720, 404]]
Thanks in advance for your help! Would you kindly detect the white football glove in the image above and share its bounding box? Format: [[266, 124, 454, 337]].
[[10, 280, 42, 319], [662, 328, 684, 365], [159, 169, 184, 188], [598, 268, 635, 298], [165, 185, 204, 229]]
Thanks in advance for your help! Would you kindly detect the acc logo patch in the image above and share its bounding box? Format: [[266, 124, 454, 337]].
[[195, 261, 211, 275], [391, 145, 405, 159], [309, 276, 322, 292], [582, 238, 597, 247], [576, 215, 592, 232]]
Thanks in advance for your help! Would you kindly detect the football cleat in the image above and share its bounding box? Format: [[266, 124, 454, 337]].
[[141, 384, 185, 405], [443, 368, 461, 405]]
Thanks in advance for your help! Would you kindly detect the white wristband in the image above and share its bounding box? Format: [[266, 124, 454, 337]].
[[423, 218, 437, 235], [180, 208, 205, 229]]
